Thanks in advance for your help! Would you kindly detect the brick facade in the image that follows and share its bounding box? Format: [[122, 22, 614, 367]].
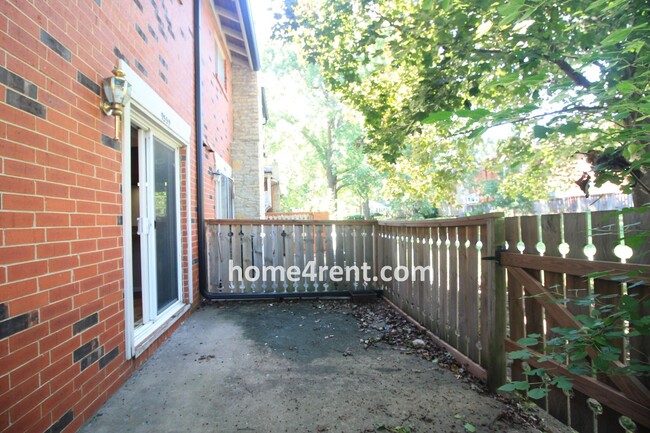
[[0, 0, 261, 432], [231, 60, 263, 218], [200, 1, 233, 220]]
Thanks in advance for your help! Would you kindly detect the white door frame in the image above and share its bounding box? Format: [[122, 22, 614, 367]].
[[130, 122, 184, 345], [119, 60, 191, 358]]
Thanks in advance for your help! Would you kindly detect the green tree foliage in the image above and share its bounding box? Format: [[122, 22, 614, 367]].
[[379, 127, 479, 206], [500, 291, 650, 401], [276, 0, 650, 205], [262, 41, 383, 216], [483, 131, 580, 204]]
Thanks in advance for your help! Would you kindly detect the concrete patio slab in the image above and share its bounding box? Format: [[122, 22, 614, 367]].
[[80, 301, 564, 433]]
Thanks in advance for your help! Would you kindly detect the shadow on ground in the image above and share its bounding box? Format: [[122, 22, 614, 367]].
[[80, 301, 567, 433]]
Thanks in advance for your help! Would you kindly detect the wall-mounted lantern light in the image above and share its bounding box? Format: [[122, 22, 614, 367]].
[[101, 66, 132, 141]]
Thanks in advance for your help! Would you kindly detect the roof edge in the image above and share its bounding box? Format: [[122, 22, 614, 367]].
[[238, 0, 260, 71]]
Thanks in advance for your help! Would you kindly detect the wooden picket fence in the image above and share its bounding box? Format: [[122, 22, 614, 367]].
[[205, 219, 376, 295], [502, 210, 650, 433], [375, 214, 507, 391], [205, 208, 650, 433]]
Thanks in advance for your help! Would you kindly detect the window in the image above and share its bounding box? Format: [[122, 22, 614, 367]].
[[215, 40, 226, 88], [216, 175, 234, 218]]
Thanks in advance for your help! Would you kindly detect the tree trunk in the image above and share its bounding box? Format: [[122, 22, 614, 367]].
[[325, 118, 339, 213], [326, 169, 338, 213], [362, 199, 371, 219], [632, 170, 650, 207], [624, 107, 650, 207]]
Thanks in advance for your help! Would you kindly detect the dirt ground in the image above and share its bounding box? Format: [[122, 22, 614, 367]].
[[80, 300, 571, 433]]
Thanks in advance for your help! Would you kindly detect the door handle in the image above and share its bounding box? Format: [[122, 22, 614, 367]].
[[137, 217, 149, 235]]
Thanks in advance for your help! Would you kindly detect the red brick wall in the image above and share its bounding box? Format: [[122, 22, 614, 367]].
[[0, 0, 230, 431], [200, 1, 233, 219]]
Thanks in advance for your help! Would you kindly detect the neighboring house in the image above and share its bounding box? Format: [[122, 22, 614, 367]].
[[0, 1, 262, 432], [263, 165, 279, 213], [452, 159, 632, 216], [366, 200, 388, 217]]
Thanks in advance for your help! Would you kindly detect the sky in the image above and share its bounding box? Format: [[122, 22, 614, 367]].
[[249, 0, 278, 50]]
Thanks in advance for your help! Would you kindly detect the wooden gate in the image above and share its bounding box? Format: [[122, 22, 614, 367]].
[[503, 210, 650, 432]]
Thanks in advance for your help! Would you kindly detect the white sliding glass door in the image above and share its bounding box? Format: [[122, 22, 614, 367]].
[[132, 125, 182, 342]]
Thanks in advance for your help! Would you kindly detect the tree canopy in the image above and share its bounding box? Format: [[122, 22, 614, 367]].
[[262, 41, 383, 217], [275, 0, 650, 205]]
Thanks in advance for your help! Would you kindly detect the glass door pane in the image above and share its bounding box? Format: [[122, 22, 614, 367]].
[[153, 137, 179, 313]]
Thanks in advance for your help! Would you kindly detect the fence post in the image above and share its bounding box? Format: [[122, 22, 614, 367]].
[[486, 215, 507, 392]]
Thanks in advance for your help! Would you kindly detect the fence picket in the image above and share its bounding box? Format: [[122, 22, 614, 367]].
[[431, 229, 440, 337], [414, 227, 431, 332], [304, 225, 316, 291], [458, 226, 471, 357], [465, 225, 480, 361], [312, 224, 323, 290], [541, 214, 563, 258], [439, 227, 450, 343], [590, 210, 621, 262], [449, 227, 460, 349], [543, 269, 571, 425], [571, 390, 596, 433], [563, 213, 589, 261], [479, 225, 490, 370], [281, 225, 292, 292], [623, 208, 650, 265], [324, 225, 335, 290]]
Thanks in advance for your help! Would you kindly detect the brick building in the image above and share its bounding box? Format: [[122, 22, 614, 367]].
[[0, 0, 262, 432]]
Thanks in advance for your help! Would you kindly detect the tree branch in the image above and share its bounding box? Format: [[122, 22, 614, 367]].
[[451, 105, 604, 138], [474, 49, 592, 89], [594, 61, 607, 74], [301, 127, 326, 158], [335, 182, 350, 193], [473, 48, 512, 55], [546, 57, 592, 89], [631, 171, 650, 196], [336, 167, 354, 176]]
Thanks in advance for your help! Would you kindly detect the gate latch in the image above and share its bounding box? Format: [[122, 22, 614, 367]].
[[481, 246, 506, 265]]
